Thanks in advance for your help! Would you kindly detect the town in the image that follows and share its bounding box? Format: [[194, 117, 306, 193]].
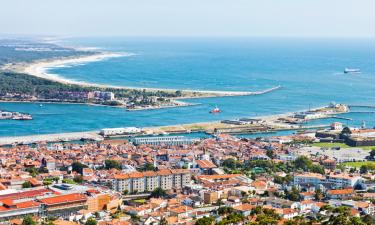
[[1, 122, 375, 225]]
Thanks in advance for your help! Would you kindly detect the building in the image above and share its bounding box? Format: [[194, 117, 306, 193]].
[[99, 127, 141, 136], [112, 169, 191, 193], [89, 91, 115, 101], [294, 173, 325, 188], [133, 136, 199, 146], [39, 193, 87, 218], [0, 199, 40, 221]]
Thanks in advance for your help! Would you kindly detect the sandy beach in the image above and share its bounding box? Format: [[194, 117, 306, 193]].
[[5, 52, 282, 98]]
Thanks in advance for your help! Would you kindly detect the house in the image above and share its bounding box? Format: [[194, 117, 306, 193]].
[[182, 196, 202, 207], [195, 160, 217, 175], [326, 188, 354, 200], [233, 204, 255, 217]]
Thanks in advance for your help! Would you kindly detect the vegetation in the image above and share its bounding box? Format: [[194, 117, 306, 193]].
[[22, 181, 32, 188], [0, 72, 184, 106], [84, 218, 97, 225], [104, 159, 122, 170], [312, 142, 351, 148], [21, 216, 37, 225], [150, 187, 167, 198], [342, 161, 375, 169], [71, 161, 88, 174], [195, 217, 215, 225], [139, 162, 157, 171]]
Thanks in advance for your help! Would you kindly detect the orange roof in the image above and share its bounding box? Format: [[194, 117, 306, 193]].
[[327, 188, 354, 195], [39, 193, 87, 205], [233, 204, 255, 211], [196, 160, 217, 169], [197, 174, 241, 180]]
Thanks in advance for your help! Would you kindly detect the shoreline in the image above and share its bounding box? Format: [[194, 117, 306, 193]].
[[0, 104, 345, 146], [3, 50, 282, 98]]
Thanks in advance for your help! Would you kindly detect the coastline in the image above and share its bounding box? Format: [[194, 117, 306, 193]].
[[0, 104, 344, 146], [4, 51, 282, 98]]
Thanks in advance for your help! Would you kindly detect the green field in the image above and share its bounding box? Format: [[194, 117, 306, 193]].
[[341, 161, 375, 168], [312, 142, 375, 151], [312, 142, 351, 148]]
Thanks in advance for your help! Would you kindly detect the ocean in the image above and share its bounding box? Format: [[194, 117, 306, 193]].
[[1, 37, 375, 137]]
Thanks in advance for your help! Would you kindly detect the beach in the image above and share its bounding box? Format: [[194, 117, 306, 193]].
[[5, 51, 281, 99]]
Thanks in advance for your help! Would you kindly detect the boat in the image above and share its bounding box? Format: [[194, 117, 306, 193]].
[[344, 68, 361, 74], [210, 106, 221, 113], [12, 114, 33, 120]]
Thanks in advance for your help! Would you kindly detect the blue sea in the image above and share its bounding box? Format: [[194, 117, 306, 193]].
[[1, 37, 375, 137]]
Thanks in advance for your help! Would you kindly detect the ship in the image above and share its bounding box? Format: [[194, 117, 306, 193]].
[[12, 113, 33, 120], [210, 106, 221, 113], [344, 68, 361, 74]]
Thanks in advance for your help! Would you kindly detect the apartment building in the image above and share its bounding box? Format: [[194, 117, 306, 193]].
[[112, 169, 191, 193], [294, 172, 362, 189]]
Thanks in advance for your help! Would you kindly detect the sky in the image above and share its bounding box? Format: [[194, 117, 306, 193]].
[[0, 0, 375, 38]]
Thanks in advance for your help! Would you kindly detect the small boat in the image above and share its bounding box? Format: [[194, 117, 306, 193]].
[[210, 106, 221, 114], [344, 68, 361, 74], [39, 104, 43, 107]]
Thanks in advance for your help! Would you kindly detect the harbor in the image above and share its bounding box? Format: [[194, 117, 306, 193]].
[[0, 103, 351, 146]]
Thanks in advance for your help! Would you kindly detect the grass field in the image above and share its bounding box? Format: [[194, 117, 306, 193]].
[[312, 142, 351, 148], [312, 142, 375, 151], [341, 161, 375, 168]]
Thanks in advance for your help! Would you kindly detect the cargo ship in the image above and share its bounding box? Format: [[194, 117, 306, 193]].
[[344, 68, 361, 74]]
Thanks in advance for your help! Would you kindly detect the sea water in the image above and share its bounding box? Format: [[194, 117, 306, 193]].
[[1, 37, 375, 137]]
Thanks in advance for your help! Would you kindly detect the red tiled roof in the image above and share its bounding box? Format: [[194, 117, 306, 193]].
[[0, 188, 52, 201], [39, 193, 87, 205], [196, 160, 217, 169]]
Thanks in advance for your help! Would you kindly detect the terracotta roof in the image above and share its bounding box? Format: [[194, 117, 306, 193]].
[[0, 188, 52, 201], [196, 160, 217, 169], [327, 188, 354, 196], [39, 193, 87, 205], [233, 203, 255, 211]]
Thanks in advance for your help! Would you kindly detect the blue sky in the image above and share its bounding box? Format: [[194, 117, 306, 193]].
[[1, 0, 374, 37]]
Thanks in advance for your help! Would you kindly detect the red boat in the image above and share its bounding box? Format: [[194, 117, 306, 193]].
[[210, 106, 221, 113]]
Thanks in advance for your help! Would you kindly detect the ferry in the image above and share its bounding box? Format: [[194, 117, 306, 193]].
[[344, 68, 361, 74], [210, 106, 221, 114], [12, 114, 33, 120]]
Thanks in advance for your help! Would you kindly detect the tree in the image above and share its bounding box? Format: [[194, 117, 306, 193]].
[[266, 149, 275, 159], [285, 186, 300, 201], [294, 156, 313, 171], [341, 127, 352, 136], [360, 165, 369, 174], [151, 187, 167, 198], [315, 188, 325, 201], [218, 206, 234, 215], [195, 217, 214, 225], [22, 181, 32, 189], [370, 149, 375, 159], [85, 218, 97, 225], [139, 162, 157, 171], [105, 159, 122, 170], [71, 162, 88, 174], [22, 216, 36, 225]]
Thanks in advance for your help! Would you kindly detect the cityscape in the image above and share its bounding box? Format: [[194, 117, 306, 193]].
[[1, 0, 375, 225]]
